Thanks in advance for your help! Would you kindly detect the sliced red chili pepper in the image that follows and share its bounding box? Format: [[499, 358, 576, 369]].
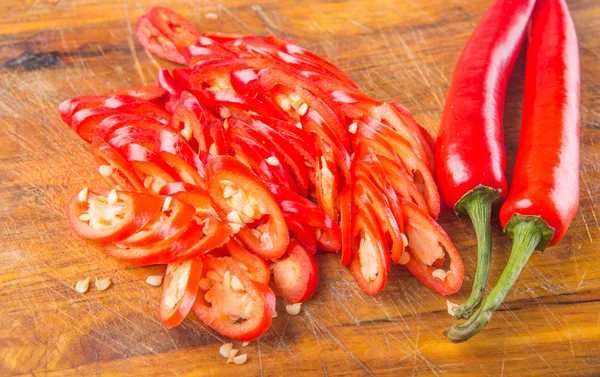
[[170, 91, 218, 156], [400, 200, 464, 296], [154, 129, 207, 189], [120, 143, 180, 195], [283, 213, 317, 255], [200, 31, 245, 44], [303, 109, 351, 182], [158, 68, 184, 96], [360, 118, 439, 218], [194, 256, 275, 341], [389, 101, 435, 165], [169, 216, 233, 263], [375, 153, 429, 212], [272, 241, 318, 304], [339, 186, 353, 267], [206, 156, 289, 260], [188, 59, 249, 92], [147, 7, 200, 52], [194, 90, 284, 120], [59, 95, 108, 126], [106, 126, 156, 151], [349, 205, 389, 295], [103, 220, 205, 265], [173, 67, 192, 90], [207, 119, 229, 157], [354, 176, 404, 264], [110, 86, 166, 103], [269, 183, 341, 253], [229, 118, 310, 197], [166, 190, 233, 263], [72, 107, 121, 142], [353, 147, 406, 263], [171, 190, 218, 219], [314, 139, 339, 220], [104, 96, 170, 123], [66, 188, 163, 243], [258, 69, 349, 149], [94, 114, 165, 141], [136, 15, 185, 64], [169, 97, 202, 145], [229, 133, 298, 193], [159, 258, 203, 328], [225, 240, 270, 285], [230, 68, 261, 97], [304, 72, 378, 118], [119, 194, 195, 247], [273, 39, 357, 88], [159, 182, 205, 196], [157, 68, 184, 112], [91, 137, 145, 192], [247, 115, 316, 166], [368, 103, 431, 163], [222, 36, 280, 58], [183, 44, 238, 66]]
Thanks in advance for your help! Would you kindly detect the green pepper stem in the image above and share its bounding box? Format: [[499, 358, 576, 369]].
[[451, 185, 500, 319], [452, 196, 493, 319], [444, 220, 542, 343]]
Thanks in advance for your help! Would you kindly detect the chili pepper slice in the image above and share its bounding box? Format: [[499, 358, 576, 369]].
[[120, 143, 180, 195], [154, 129, 207, 189], [272, 241, 319, 304], [94, 114, 166, 141], [194, 256, 275, 341], [229, 133, 298, 193], [147, 7, 200, 52], [225, 240, 270, 285], [349, 204, 389, 294], [106, 126, 156, 152], [228, 118, 310, 197], [283, 213, 317, 255], [110, 86, 166, 103], [400, 200, 464, 296], [66, 188, 163, 242], [103, 220, 205, 265], [91, 137, 146, 192], [136, 15, 185, 64], [339, 186, 353, 267], [159, 258, 203, 328], [360, 119, 439, 218], [206, 156, 289, 260], [119, 195, 195, 247], [269, 183, 341, 252]]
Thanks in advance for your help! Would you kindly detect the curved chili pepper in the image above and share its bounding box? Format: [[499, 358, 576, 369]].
[[445, 0, 579, 342], [434, 0, 535, 318]]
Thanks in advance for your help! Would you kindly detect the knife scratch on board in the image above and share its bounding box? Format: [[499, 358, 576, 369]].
[[122, 3, 147, 86]]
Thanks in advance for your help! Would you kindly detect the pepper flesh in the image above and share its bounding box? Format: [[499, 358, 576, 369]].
[[445, 0, 580, 342], [434, 0, 535, 319]]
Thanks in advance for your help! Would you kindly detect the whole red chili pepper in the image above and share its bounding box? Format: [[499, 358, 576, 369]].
[[434, 0, 535, 318], [445, 0, 580, 342]]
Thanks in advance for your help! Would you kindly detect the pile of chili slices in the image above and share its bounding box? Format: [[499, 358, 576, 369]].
[[61, 7, 464, 341]]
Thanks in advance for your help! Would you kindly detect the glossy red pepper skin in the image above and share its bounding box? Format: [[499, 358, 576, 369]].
[[434, 0, 536, 320], [446, 0, 580, 343], [435, 0, 536, 208], [499, 0, 580, 247]]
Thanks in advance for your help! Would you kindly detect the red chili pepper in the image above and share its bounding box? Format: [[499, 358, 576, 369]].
[[434, 0, 535, 318], [445, 0, 579, 342]]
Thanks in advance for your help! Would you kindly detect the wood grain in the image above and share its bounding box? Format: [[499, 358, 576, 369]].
[[1, 0, 599, 376]]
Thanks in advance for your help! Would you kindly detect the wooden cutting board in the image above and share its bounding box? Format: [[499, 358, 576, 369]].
[[1, 0, 599, 375]]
